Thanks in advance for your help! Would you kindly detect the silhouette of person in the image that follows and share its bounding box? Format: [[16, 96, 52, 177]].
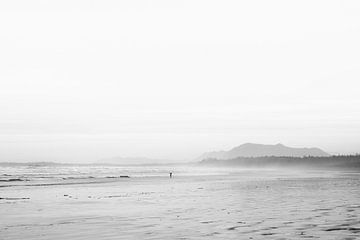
[[169, 172, 173, 178]]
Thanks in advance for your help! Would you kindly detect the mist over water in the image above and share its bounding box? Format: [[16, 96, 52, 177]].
[[0, 164, 232, 188], [1, 0, 360, 239]]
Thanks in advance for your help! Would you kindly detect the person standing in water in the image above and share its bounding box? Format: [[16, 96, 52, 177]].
[[169, 172, 173, 178]]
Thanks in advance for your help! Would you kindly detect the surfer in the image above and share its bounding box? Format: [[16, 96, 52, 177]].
[[169, 172, 173, 178]]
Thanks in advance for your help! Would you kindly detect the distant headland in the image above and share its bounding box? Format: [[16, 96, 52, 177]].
[[197, 143, 329, 160]]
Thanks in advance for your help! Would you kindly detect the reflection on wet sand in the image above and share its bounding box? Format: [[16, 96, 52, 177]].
[[1, 167, 360, 239]]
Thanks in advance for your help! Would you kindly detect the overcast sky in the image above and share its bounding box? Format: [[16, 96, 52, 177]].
[[1, 0, 360, 163]]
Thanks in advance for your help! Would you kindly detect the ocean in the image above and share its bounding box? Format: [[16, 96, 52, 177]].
[[1, 164, 360, 239]]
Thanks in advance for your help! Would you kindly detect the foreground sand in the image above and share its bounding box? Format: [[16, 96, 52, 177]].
[[1, 169, 360, 239]]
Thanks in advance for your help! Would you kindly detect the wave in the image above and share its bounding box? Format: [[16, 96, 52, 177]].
[[0, 178, 25, 182]]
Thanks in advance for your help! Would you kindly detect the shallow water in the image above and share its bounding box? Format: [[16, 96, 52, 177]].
[[0, 165, 231, 187], [1, 166, 360, 239]]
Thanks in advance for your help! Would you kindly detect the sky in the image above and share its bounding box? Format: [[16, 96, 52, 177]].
[[0, 0, 360, 163]]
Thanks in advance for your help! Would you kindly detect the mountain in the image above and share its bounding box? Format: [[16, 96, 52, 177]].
[[96, 157, 168, 165], [197, 143, 329, 160]]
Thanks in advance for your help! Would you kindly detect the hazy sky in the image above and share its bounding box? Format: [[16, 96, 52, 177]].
[[1, 0, 360, 163]]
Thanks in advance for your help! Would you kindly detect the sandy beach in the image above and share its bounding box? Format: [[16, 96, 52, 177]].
[[1, 166, 360, 239], [2, 0, 360, 238]]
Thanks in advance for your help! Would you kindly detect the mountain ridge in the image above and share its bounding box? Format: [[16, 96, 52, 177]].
[[198, 143, 329, 160]]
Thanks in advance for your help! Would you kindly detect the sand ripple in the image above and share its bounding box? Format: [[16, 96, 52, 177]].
[[1, 169, 360, 239]]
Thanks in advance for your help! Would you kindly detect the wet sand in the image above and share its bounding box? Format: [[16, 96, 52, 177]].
[[1, 169, 360, 239]]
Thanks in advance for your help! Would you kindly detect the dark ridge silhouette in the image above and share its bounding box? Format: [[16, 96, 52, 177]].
[[96, 157, 166, 165], [0, 162, 69, 167], [199, 155, 360, 170], [197, 143, 329, 160]]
